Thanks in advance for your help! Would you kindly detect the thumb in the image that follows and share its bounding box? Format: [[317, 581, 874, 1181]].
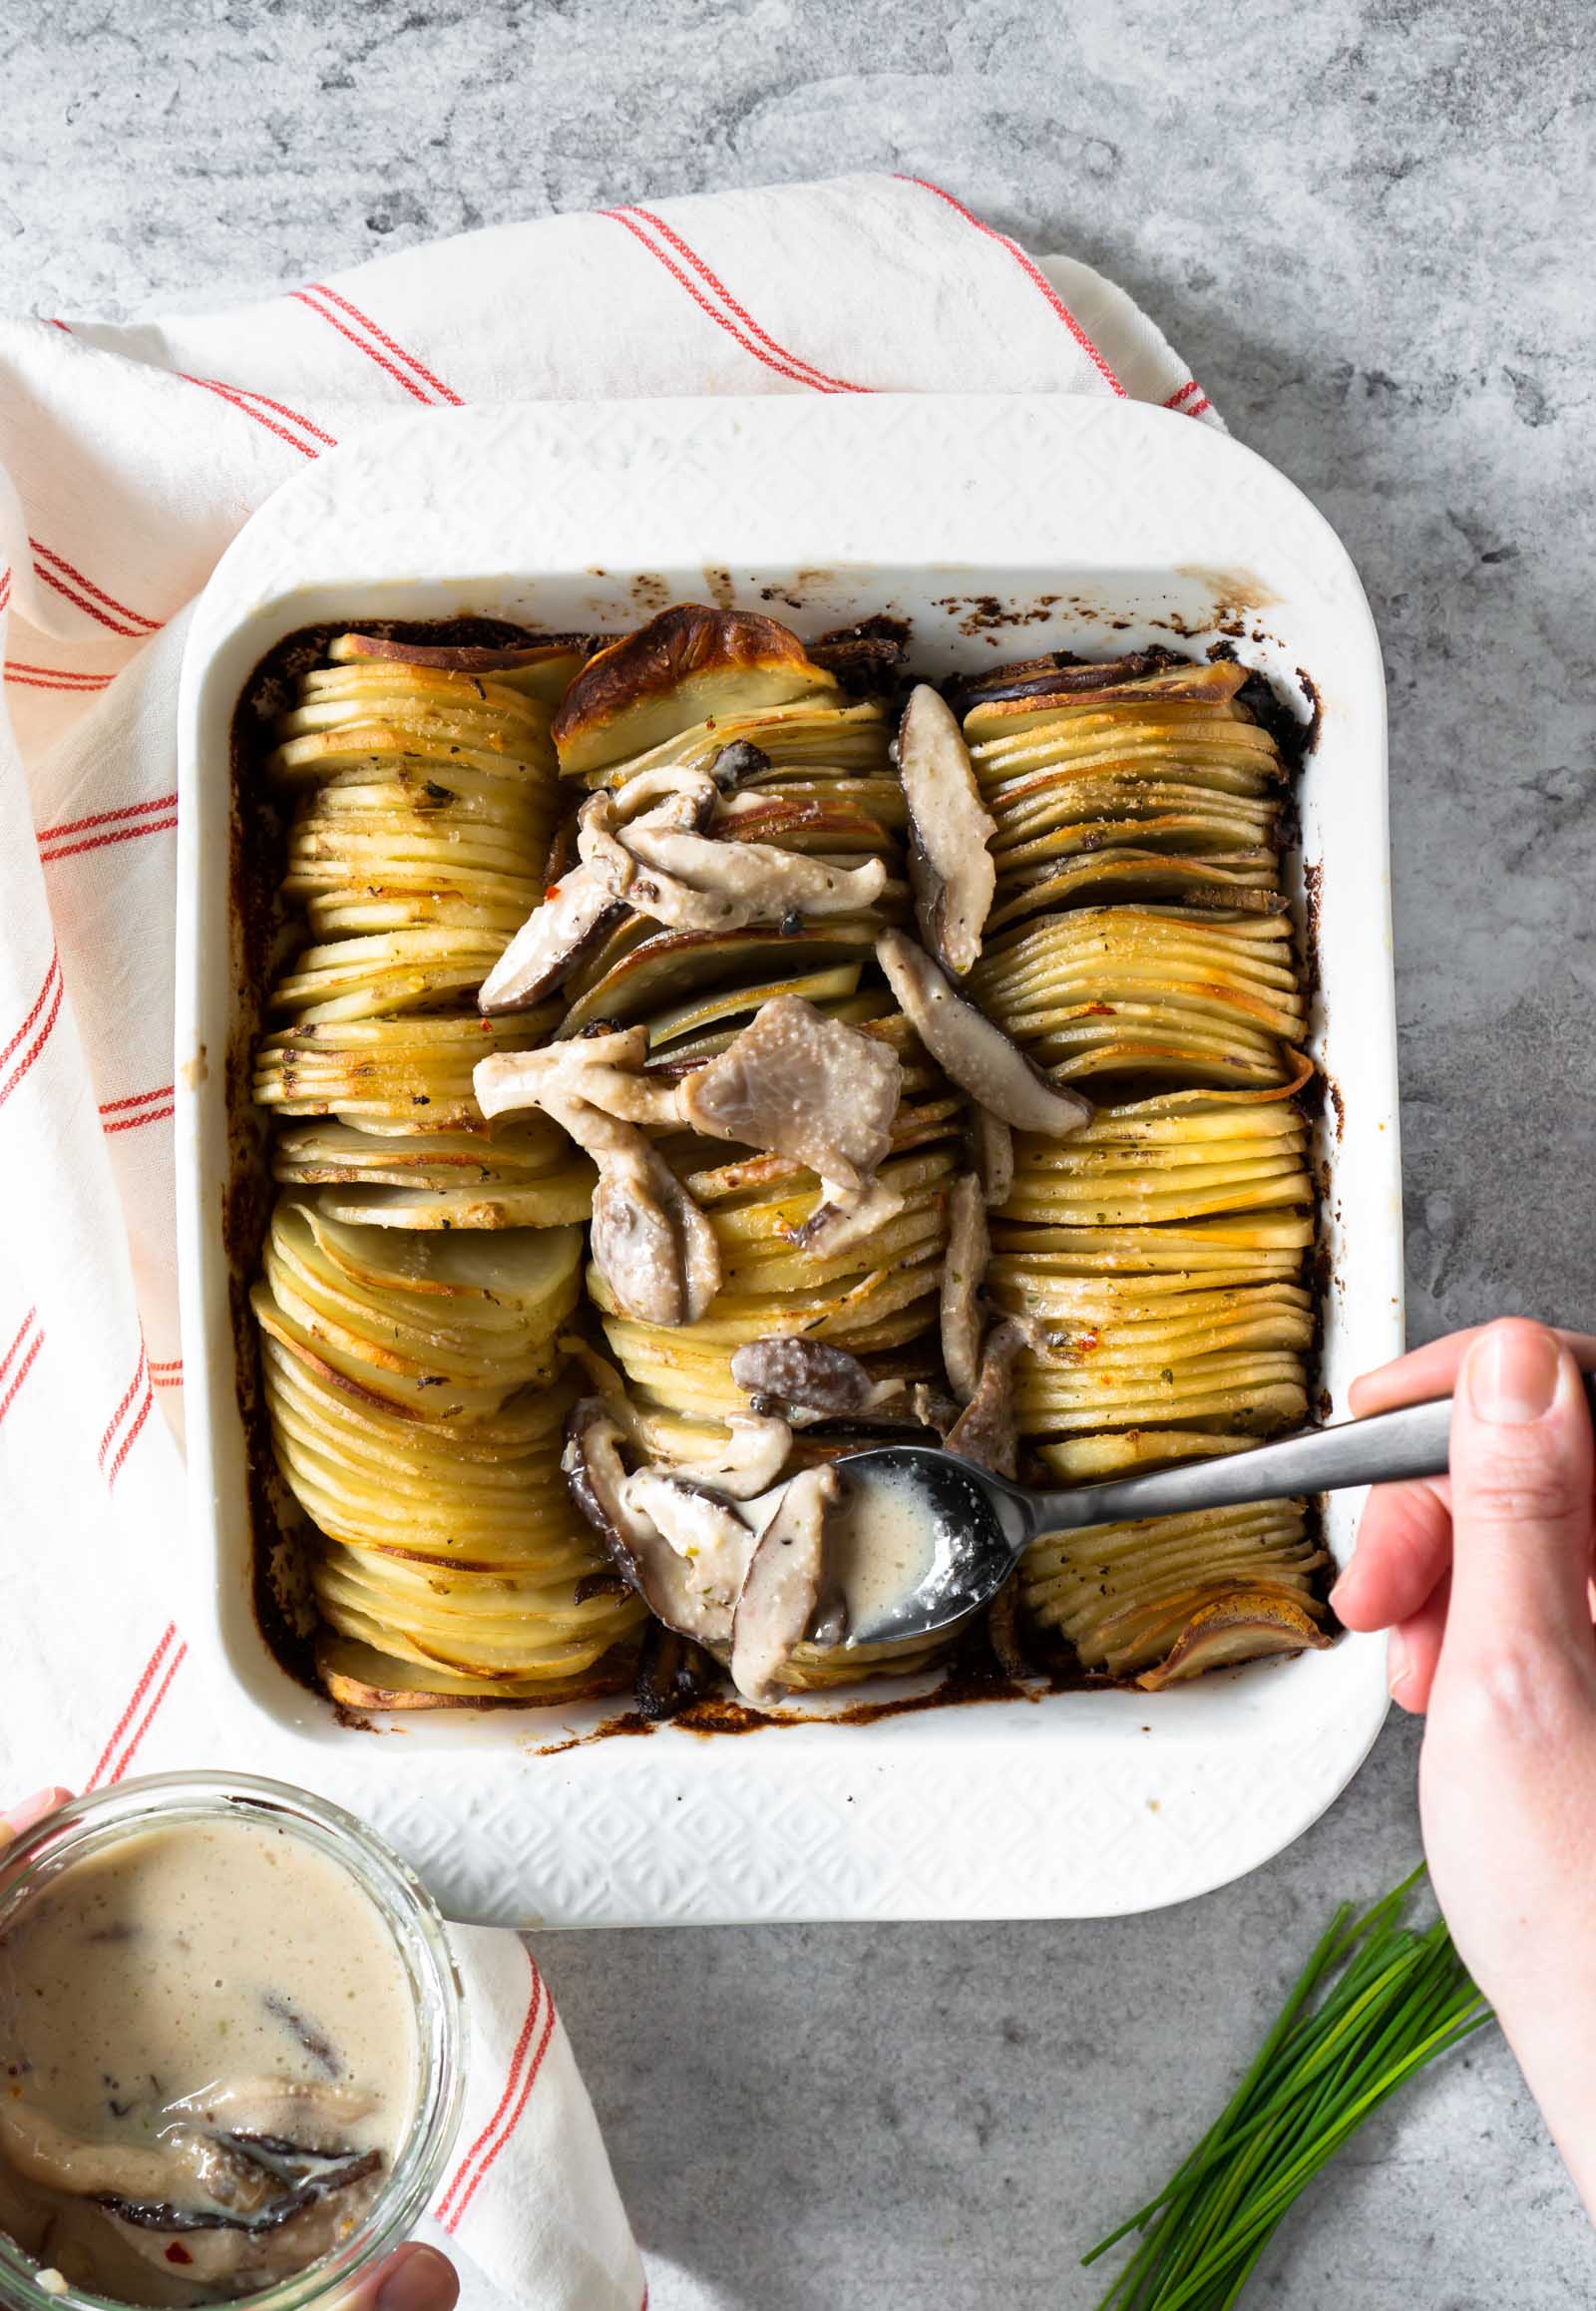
[[0, 1788, 74, 1850], [1444, 1320, 1596, 1673], [335, 2244, 458, 2311]]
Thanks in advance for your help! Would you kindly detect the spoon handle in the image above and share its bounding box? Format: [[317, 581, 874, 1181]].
[[1028, 1372, 1596, 1534]]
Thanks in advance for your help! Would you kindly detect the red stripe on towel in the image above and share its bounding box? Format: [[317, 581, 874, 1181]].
[[445, 1971, 559, 2230], [39, 815, 177, 864], [600, 210, 839, 392], [0, 952, 64, 1113], [99, 1084, 176, 1117], [6, 661, 113, 690], [306, 282, 463, 405], [291, 287, 463, 408], [0, 948, 61, 1074], [106, 1376, 156, 1487], [1163, 379, 1213, 418], [29, 540, 160, 633], [98, 1343, 148, 1469], [436, 1948, 543, 2222], [103, 1102, 174, 1135], [0, 1309, 43, 1432], [622, 205, 869, 392], [896, 177, 1127, 395], [176, 372, 326, 458], [37, 794, 178, 844], [0, 1308, 39, 1388], [0, 1323, 43, 1431], [86, 1623, 177, 1789], [224, 382, 339, 446], [108, 1642, 189, 1781]]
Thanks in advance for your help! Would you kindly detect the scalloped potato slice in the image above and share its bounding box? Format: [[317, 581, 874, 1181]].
[[552, 603, 841, 778]]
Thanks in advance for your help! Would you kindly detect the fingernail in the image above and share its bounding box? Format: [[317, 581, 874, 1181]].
[[1, 1788, 70, 1838], [1465, 1325, 1560, 1426], [1387, 1627, 1410, 1695], [377, 2246, 457, 2311]]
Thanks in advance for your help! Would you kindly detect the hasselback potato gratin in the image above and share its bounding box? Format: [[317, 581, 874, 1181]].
[[242, 605, 1330, 1715]]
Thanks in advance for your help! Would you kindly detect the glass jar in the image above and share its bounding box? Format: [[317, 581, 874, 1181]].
[[0, 1772, 465, 2311]]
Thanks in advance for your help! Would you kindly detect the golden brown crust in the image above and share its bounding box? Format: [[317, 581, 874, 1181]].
[[1135, 1587, 1330, 1691], [315, 1631, 635, 1712], [336, 630, 593, 671], [552, 603, 836, 776]]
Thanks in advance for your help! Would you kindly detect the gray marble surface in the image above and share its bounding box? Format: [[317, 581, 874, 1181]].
[[3, 0, 1592, 2302]]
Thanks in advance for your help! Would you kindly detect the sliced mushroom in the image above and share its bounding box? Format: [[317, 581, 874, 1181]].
[[477, 1061, 717, 1325], [563, 1397, 655, 1559], [622, 819, 886, 923], [608, 762, 721, 827], [562, 1399, 733, 1645], [730, 1337, 929, 1426], [941, 1172, 991, 1403], [478, 868, 624, 1013], [578, 788, 733, 929], [729, 1465, 841, 1704], [911, 1379, 963, 1434], [944, 1318, 1038, 1479], [708, 738, 772, 788], [579, 789, 886, 934], [0, 2106, 288, 2218], [732, 1336, 878, 1416], [474, 1026, 681, 1128], [972, 1106, 1013, 1209], [634, 1622, 718, 1721], [620, 1470, 758, 1610], [876, 931, 1093, 1136], [780, 1176, 908, 1261], [897, 683, 996, 975], [171, 2083, 379, 2145], [676, 995, 901, 1191], [586, 1117, 721, 1325], [666, 1412, 793, 1499]]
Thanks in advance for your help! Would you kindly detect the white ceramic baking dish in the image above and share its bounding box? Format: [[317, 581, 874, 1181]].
[[175, 395, 1398, 1928]]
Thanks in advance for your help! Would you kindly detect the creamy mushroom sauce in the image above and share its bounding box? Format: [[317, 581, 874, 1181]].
[[826, 1466, 943, 1638], [0, 1817, 417, 2306]]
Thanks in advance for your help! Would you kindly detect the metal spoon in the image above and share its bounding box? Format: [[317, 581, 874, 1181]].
[[831, 1374, 1596, 1650]]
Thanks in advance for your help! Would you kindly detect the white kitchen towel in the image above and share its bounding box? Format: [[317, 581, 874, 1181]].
[[0, 170, 1216, 2307]]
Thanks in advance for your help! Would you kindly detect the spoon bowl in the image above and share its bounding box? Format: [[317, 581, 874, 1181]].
[[827, 1445, 1027, 1650]]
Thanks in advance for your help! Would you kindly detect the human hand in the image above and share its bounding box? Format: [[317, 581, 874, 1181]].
[[0, 1788, 459, 2311], [1332, 1318, 1596, 2215], [0, 1788, 74, 1848], [338, 2244, 459, 2311]]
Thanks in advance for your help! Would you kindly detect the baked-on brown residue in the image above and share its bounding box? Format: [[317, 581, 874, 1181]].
[[932, 592, 1063, 637], [807, 614, 911, 693], [533, 1619, 1091, 1753], [1301, 859, 1324, 1010]]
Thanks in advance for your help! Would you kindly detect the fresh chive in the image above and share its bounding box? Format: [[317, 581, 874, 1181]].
[[1084, 1869, 1491, 2309]]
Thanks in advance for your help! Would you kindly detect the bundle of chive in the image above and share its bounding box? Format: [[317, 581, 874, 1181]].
[[1084, 1868, 1493, 2310]]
